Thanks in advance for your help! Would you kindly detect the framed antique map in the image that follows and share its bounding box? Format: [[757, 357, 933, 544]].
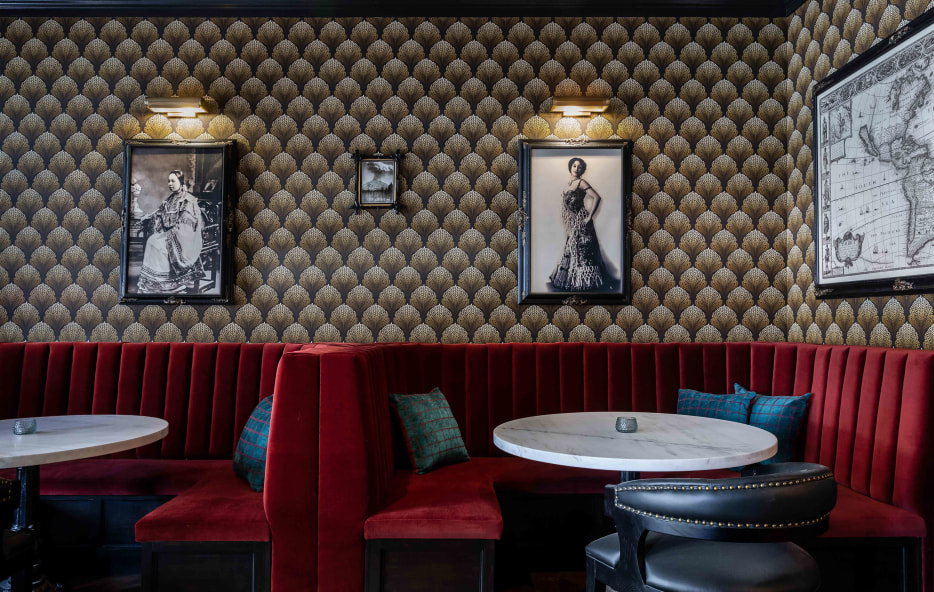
[[814, 9, 934, 298]]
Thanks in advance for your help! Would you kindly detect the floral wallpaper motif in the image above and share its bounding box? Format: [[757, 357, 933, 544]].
[[787, 0, 934, 349], [0, 16, 791, 343]]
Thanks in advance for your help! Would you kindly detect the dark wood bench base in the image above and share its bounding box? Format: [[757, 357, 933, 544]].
[[41, 495, 170, 577], [804, 537, 922, 592], [365, 539, 494, 592], [141, 541, 269, 592]]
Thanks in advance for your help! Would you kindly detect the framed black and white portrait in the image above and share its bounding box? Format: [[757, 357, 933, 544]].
[[518, 140, 632, 305], [120, 140, 236, 304], [356, 156, 399, 208]]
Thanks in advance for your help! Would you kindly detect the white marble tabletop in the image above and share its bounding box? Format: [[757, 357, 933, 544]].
[[0, 415, 169, 469], [493, 412, 777, 472]]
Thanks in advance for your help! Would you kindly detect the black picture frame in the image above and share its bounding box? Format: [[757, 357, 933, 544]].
[[518, 139, 632, 305], [355, 154, 400, 209], [119, 140, 237, 304], [813, 8, 934, 299]]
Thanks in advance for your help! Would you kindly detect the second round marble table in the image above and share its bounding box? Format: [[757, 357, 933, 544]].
[[493, 412, 777, 478], [0, 414, 168, 591]]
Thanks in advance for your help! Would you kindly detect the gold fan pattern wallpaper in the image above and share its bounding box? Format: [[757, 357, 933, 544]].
[[0, 16, 792, 343], [0, 5, 931, 346]]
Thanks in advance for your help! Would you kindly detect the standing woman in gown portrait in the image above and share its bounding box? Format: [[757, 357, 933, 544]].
[[137, 169, 204, 293], [550, 157, 609, 291]]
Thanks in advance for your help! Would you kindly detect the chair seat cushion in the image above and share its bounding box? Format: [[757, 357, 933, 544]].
[[823, 485, 926, 538], [645, 533, 819, 592], [586, 532, 820, 592], [135, 469, 267, 543], [1, 459, 230, 496], [364, 459, 503, 540], [585, 532, 620, 567]]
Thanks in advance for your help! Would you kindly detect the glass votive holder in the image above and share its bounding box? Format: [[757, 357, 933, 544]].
[[13, 418, 37, 435], [615, 416, 637, 433]]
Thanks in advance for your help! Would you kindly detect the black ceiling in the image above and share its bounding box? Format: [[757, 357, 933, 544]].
[[0, 0, 806, 18]]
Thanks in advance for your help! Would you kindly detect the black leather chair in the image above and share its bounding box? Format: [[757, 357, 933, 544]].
[[585, 463, 837, 592]]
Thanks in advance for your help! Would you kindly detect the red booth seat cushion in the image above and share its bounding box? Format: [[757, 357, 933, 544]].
[[365, 459, 503, 540], [364, 458, 740, 540], [0, 459, 230, 496], [135, 469, 268, 543], [823, 485, 926, 539]]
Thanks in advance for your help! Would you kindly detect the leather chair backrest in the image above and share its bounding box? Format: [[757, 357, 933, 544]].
[[612, 462, 837, 542]]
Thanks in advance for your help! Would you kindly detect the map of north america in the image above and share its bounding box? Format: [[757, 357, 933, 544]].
[[818, 31, 934, 284]]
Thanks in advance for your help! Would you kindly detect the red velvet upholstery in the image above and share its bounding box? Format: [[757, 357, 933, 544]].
[[0, 343, 300, 547], [365, 459, 505, 540], [825, 484, 926, 539], [265, 343, 934, 592], [488, 458, 620, 495], [0, 342, 302, 459], [362, 458, 741, 540], [135, 469, 269, 542], [3, 342, 932, 592], [0, 459, 229, 496]]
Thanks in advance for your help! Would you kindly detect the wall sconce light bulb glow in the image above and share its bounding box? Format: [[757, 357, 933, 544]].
[[145, 96, 209, 118], [548, 96, 610, 118]]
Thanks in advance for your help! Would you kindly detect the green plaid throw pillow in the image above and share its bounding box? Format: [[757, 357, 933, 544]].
[[390, 388, 469, 474], [676, 388, 756, 423], [233, 395, 273, 492], [735, 384, 811, 463]]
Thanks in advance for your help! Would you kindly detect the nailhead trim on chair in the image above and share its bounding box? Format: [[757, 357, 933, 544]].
[[613, 472, 834, 528], [612, 501, 832, 529], [616, 472, 833, 493]]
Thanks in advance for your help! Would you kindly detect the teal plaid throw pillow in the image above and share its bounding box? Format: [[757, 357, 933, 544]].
[[676, 388, 756, 423], [233, 395, 273, 492], [390, 388, 469, 474], [735, 384, 811, 463]]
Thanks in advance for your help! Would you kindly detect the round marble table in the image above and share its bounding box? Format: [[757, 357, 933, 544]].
[[0, 415, 169, 470], [493, 412, 777, 479], [0, 415, 168, 590]]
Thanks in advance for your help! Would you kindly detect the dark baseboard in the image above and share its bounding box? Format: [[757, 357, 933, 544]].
[[141, 541, 269, 592], [40, 495, 171, 578], [365, 539, 494, 592], [803, 537, 922, 592]]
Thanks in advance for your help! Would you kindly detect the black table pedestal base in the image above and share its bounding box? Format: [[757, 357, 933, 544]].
[[11, 467, 63, 592], [619, 471, 640, 483]]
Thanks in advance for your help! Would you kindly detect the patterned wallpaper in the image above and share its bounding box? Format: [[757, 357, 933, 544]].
[[787, 0, 934, 349], [0, 16, 793, 343]]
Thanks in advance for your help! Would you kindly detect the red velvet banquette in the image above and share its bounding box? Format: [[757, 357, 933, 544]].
[[1, 341, 932, 592], [0, 342, 303, 592], [267, 342, 934, 592]]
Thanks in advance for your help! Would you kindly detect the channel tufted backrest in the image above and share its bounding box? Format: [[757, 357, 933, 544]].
[[372, 342, 796, 456], [0, 342, 302, 459], [269, 341, 934, 592], [356, 341, 933, 519]]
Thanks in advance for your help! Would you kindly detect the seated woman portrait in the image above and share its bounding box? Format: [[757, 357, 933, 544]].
[[137, 169, 204, 294]]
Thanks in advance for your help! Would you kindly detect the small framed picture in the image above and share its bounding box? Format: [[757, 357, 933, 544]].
[[119, 140, 237, 304], [355, 155, 399, 208], [517, 139, 632, 305]]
